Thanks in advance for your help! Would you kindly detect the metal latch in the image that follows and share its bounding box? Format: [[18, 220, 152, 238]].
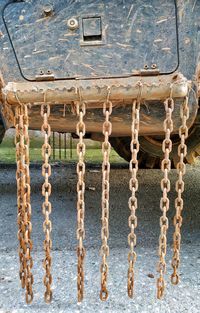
[[80, 16, 105, 46], [82, 17, 102, 42]]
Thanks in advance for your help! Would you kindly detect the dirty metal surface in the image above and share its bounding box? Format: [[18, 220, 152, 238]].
[[0, 0, 198, 84], [25, 97, 197, 136], [3, 0, 178, 80], [2, 74, 198, 136]]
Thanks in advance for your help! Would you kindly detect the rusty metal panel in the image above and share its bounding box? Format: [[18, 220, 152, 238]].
[[3, 0, 178, 80]]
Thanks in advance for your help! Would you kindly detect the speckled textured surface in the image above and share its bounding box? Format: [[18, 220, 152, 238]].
[[4, 0, 178, 79], [0, 0, 199, 82], [0, 162, 199, 312]]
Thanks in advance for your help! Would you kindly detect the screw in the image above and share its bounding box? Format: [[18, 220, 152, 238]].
[[67, 18, 79, 30], [43, 5, 53, 17], [151, 64, 157, 69]]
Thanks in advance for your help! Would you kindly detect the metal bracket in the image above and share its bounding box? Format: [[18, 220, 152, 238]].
[[139, 69, 160, 76], [35, 73, 55, 81]]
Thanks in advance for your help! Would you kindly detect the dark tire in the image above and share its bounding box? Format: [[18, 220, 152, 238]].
[[110, 114, 200, 169], [110, 137, 162, 168], [0, 112, 5, 144]]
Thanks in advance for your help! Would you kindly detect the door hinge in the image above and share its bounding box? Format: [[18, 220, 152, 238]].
[[139, 69, 160, 76], [35, 73, 55, 81]]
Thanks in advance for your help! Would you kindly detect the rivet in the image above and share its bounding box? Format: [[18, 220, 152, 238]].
[[67, 18, 79, 30], [43, 4, 53, 17], [151, 64, 157, 69]]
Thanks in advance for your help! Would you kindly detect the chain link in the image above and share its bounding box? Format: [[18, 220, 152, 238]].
[[12, 82, 190, 303], [157, 95, 174, 299], [76, 99, 86, 302], [127, 97, 141, 298], [15, 102, 34, 304], [171, 94, 189, 285], [41, 103, 53, 303], [100, 90, 112, 301]]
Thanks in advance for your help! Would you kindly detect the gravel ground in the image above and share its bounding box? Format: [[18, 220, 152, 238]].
[[0, 162, 199, 313]]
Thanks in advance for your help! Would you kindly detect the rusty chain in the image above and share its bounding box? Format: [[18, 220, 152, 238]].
[[127, 85, 142, 298], [157, 91, 174, 299], [100, 89, 112, 301], [12, 81, 190, 304], [41, 103, 53, 303], [15, 102, 34, 304], [76, 96, 86, 302], [171, 94, 189, 285], [15, 104, 26, 290]]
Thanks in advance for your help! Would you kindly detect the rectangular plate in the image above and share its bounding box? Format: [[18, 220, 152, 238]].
[[3, 0, 179, 80]]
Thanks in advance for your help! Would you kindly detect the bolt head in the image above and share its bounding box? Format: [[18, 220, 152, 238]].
[[43, 5, 53, 16], [67, 18, 79, 30]]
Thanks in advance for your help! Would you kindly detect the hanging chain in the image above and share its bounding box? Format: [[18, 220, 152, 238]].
[[76, 97, 86, 302], [15, 104, 26, 290], [127, 91, 141, 298], [41, 103, 53, 303], [15, 102, 34, 304], [171, 94, 189, 285], [100, 89, 112, 301], [157, 92, 174, 299]]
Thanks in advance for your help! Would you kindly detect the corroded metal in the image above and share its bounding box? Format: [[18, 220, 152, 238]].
[[127, 93, 141, 298], [3, 74, 189, 106], [0, 0, 199, 306], [76, 99, 86, 302], [100, 90, 112, 301], [2, 74, 197, 137], [157, 94, 174, 299], [171, 94, 189, 285], [15, 103, 34, 304], [41, 103, 53, 303]]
